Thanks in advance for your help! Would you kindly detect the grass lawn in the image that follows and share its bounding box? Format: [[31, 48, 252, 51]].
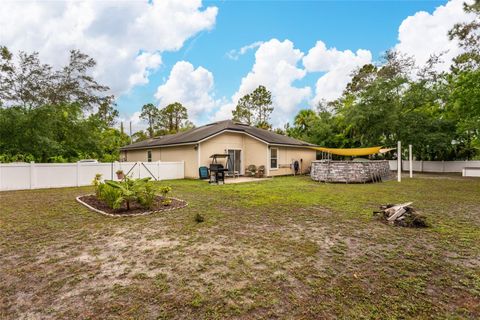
[[1, 175, 479, 319]]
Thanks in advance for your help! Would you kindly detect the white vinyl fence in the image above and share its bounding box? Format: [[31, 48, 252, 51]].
[[0, 161, 184, 191], [388, 160, 480, 173]]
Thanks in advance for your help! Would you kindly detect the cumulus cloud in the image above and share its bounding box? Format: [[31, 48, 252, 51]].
[[155, 61, 218, 122], [226, 41, 264, 60], [128, 52, 163, 87], [395, 0, 475, 71], [214, 39, 311, 126], [303, 41, 372, 104], [0, 0, 218, 94]]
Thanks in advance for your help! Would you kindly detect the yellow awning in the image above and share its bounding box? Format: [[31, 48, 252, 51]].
[[311, 146, 383, 156]]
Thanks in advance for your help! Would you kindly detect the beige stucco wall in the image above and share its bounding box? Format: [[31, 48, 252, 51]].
[[123, 145, 198, 178], [243, 136, 268, 170], [122, 149, 147, 162], [198, 132, 267, 174], [158, 145, 197, 178], [268, 146, 317, 176]]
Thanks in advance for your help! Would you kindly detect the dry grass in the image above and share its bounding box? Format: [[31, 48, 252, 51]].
[[1, 174, 479, 319]]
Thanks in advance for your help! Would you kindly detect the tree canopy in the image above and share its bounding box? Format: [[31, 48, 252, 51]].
[[0, 47, 128, 162], [232, 85, 273, 129], [135, 101, 193, 141], [286, 3, 480, 160]]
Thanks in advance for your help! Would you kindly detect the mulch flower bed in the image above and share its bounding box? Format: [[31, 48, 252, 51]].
[[77, 194, 187, 217]]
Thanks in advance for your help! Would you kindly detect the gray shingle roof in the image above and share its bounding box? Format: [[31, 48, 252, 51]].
[[120, 120, 316, 150]]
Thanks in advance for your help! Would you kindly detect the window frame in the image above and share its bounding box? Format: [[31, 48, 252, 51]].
[[270, 147, 278, 170], [147, 150, 152, 162]]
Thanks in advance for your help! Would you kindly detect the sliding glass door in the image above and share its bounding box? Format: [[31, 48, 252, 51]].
[[227, 149, 241, 174]]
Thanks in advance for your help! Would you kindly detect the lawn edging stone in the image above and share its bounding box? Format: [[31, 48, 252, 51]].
[[76, 194, 188, 217]]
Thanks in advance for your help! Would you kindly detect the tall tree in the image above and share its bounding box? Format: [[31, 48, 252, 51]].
[[140, 103, 159, 138], [0, 47, 128, 162], [449, 0, 480, 71], [232, 85, 273, 128], [158, 102, 188, 133], [96, 101, 119, 127], [0, 47, 112, 111], [232, 94, 254, 125]]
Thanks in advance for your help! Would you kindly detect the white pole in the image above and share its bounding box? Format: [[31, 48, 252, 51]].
[[409, 144, 413, 178], [397, 141, 401, 182], [129, 121, 132, 143], [30, 161, 35, 189], [76, 161, 80, 187]]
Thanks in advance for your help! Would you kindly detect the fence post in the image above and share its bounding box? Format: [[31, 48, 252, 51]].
[[30, 161, 35, 189], [409, 144, 413, 178], [76, 162, 80, 187], [397, 141, 401, 182], [158, 160, 161, 181], [138, 162, 141, 178]]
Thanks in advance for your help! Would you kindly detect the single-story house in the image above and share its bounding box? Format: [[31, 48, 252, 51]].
[[120, 120, 317, 178]]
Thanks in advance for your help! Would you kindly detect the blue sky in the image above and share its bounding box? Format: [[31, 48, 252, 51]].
[[116, 0, 447, 127], [2, 0, 470, 130]]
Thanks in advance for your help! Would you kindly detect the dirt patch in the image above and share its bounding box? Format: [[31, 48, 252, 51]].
[[78, 194, 187, 216]]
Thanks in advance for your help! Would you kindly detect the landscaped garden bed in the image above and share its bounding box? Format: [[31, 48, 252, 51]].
[[77, 194, 187, 216], [76, 174, 187, 216]]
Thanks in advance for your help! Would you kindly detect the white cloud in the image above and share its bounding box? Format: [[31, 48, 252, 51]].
[[214, 39, 311, 126], [226, 41, 264, 60], [128, 52, 163, 87], [395, 0, 475, 71], [155, 61, 218, 122], [0, 0, 218, 94], [303, 41, 372, 103]]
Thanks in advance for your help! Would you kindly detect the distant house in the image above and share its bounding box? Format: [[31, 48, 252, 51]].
[[120, 120, 317, 178]]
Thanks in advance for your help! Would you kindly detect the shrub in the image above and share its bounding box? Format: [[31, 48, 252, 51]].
[[99, 183, 122, 208], [159, 186, 172, 198], [92, 173, 102, 196], [92, 175, 172, 211], [137, 183, 157, 209], [105, 177, 152, 210]]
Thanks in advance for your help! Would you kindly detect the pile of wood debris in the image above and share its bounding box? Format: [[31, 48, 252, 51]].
[[374, 202, 428, 228]]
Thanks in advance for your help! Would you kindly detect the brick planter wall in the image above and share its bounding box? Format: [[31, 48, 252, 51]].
[[310, 160, 392, 183]]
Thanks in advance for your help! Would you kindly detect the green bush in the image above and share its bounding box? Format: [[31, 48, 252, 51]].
[[92, 175, 174, 211], [137, 183, 157, 209], [99, 183, 122, 208], [159, 186, 172, 198]]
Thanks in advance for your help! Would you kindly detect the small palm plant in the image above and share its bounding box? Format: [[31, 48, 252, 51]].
[[105, 177, 152, 210], [92, 173, 103, 196], [159, 186, 172, 206]]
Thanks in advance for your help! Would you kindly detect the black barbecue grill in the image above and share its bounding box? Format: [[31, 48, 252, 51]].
[[209, 154, 230, 184]]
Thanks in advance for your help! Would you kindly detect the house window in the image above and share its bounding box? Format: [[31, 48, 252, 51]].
[[270, 148, 278, 169], [147, 150, 152, 162]]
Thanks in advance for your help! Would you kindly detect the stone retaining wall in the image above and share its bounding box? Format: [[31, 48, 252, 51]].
[[310, 160, 392, 183]]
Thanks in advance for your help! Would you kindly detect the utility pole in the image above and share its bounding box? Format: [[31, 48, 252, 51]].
[[129, 121, 132, 143]]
